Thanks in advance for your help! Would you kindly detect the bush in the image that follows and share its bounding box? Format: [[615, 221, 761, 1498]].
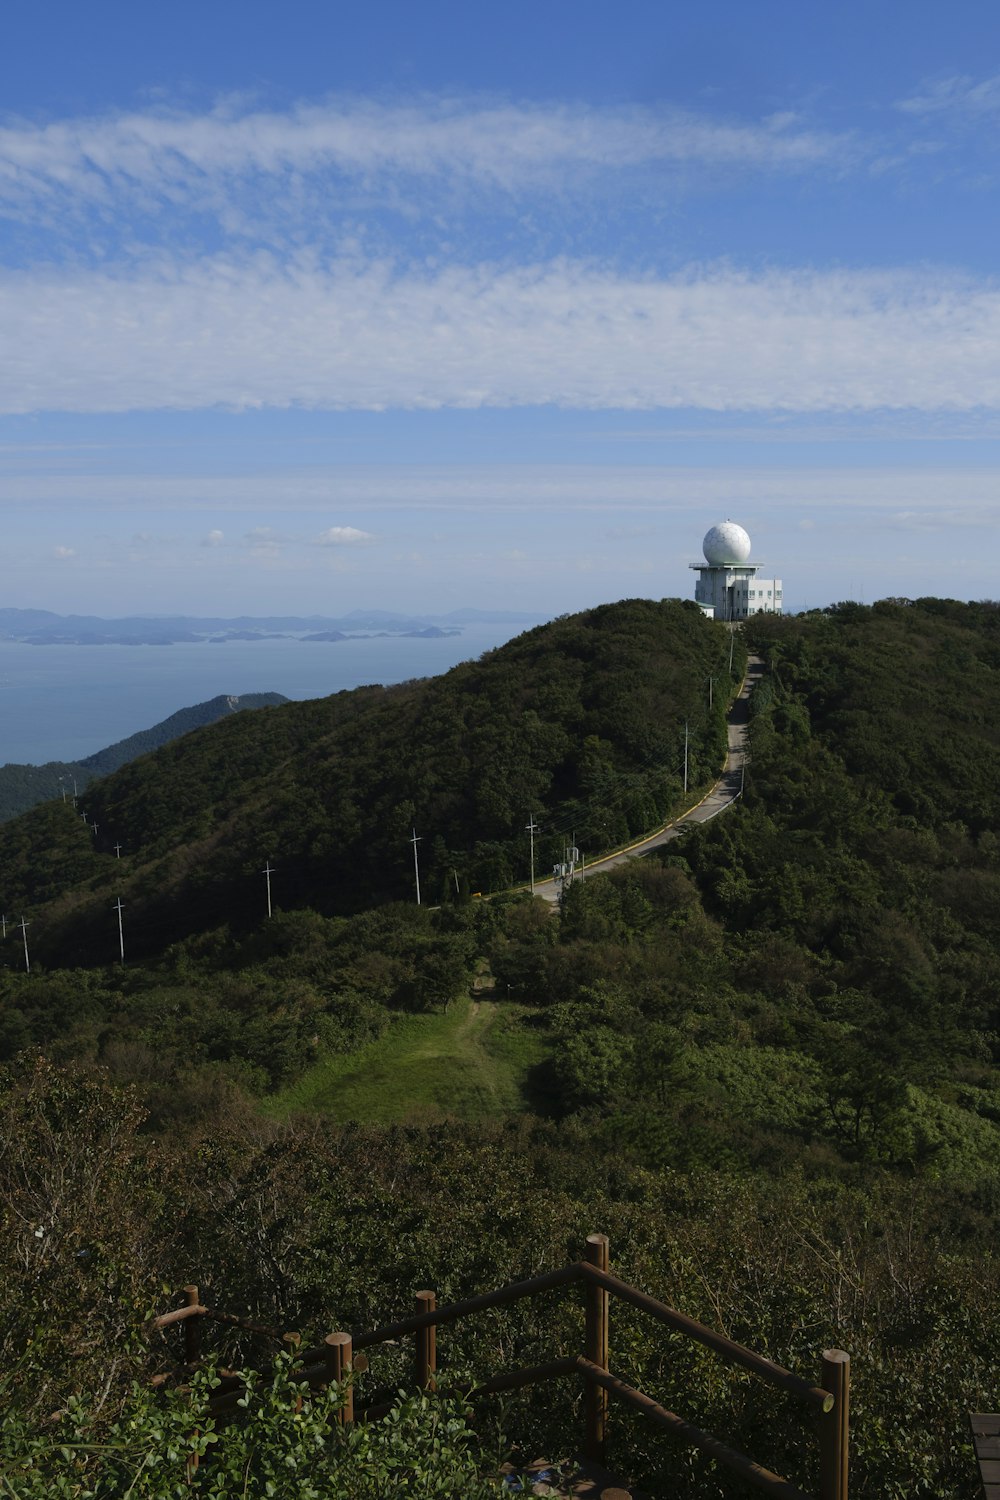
[[0, 1353, 503, 1498]]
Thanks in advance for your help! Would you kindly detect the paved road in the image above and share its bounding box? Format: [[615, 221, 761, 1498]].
[[531, 655, 764, 904]]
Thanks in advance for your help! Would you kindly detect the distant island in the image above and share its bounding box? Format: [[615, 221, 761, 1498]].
[[0, 606, 537, 647]]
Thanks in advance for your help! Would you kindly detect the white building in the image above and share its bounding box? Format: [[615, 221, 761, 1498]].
[[690, 520, 781, 621]]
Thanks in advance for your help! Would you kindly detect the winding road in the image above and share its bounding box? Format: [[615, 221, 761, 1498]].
[[530, 655, 763, 904]]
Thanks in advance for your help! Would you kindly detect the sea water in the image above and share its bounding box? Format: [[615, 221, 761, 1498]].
[[0, 624, 530, 766]]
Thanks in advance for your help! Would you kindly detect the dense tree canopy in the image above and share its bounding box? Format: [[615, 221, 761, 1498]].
[[0, 600, 736, 964], [7, 596, 1000, 1495]]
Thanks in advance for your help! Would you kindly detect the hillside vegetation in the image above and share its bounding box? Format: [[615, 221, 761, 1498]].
[[0, 692, 288, 823], [7, 597, 1000, 1496], [0, 599, 733, 964]]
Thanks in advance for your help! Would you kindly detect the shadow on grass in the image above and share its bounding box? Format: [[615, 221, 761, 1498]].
[[520, 1055, 562, 1118]]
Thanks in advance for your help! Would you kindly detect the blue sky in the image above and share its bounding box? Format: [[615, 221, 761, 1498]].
[[4, 0, 1000, 616]]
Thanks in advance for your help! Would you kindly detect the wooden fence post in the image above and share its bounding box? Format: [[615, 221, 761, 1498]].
[[183, 1285, 201, 1367], [325, 1333, 354, 1424], [819, 1348, 850, 1500], [415, 1290, 437, 1391], [584, 1233, 610, 1463]]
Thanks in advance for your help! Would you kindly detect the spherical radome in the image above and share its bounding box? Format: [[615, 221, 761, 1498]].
[[703, 521, 751, 565]]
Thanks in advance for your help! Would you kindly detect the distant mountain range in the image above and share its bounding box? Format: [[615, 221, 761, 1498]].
[[0, 607, 541, 647], [0, 693, 288, 823]]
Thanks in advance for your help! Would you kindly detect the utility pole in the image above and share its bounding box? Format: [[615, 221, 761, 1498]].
[[91, 822, 99, 839], [18, 916, 29, 974], [707, 675, 717, 710], [1, 913, 6, 940], [729, 631, 735, 673], [525, 814, 539, 894], [114, 843, 123, 859], [410, 828, 422, 906], [262, 861, 275, 919], [684, 720, 689, 795], [113, 898, 125, 964]]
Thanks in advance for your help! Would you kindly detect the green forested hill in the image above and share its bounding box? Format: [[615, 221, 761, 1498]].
[[7, 599, 1000, 1498], [0, 692, 288, 823], [0, 599, 734, 964]]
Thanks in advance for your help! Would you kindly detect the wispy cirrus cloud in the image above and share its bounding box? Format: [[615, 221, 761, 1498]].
[[2, 257, 1000, 416], [897, 74, 1000, 118], [0, 96, 856, 223]]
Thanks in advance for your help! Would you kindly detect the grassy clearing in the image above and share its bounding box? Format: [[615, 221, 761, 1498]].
[[265, 997, 552, 1124]]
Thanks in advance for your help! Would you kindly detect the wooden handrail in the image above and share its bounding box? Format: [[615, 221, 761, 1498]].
[[357, 1357, 582, 1424], [575, 1357, 812, 1500], [351, 1262, 581, 1351], [153, 1303, 284, 1340], [154, 1303, 208, 1328], [157, 1237, 848, 1497], [577, 1262, 833, 1413], [306, 1257, 831, 1415]]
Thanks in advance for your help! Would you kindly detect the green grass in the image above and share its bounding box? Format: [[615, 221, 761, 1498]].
[[264, 997, 553, 1124]]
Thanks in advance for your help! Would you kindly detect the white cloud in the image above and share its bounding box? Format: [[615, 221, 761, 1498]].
[[0, 97, 854, 220], [316, 526, 374, 545], [3, 258, 1000, 416], [52, 544, 75, 558], [897, 74, 1000, 117], [202, 528, 225, 546]]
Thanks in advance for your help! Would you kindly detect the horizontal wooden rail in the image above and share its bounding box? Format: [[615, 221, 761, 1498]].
[[153, 1304, 284, 1341], [476, 1354, 580, 1398], [286, 1262, 582, 1369], [156, 1239, 845, 1495], [154, 1303, 208, 1329], [575, 1357, 812, 1500], [301, 1259, 830, 1414], [356, 1355, 581, 1424], [577, 1263, 833, 1413]]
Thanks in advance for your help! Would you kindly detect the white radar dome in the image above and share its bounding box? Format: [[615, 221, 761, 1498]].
[[703, 521, 751, 565]]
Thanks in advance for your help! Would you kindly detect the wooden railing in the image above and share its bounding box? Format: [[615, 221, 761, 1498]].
[[154, 1233, 850, 1500]]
